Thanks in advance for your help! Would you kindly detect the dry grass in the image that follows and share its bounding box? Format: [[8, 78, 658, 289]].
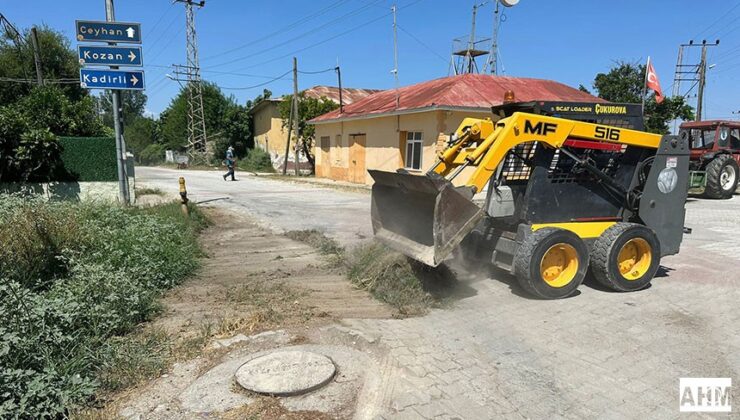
[[221, 397, 332, 420]]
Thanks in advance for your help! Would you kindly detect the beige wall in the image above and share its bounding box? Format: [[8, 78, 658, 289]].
[[252, 101, 287, 157], [313, 110, 491, 184]]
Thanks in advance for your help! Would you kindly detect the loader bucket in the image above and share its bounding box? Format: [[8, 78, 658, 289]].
[[369, 169, 485, 267]]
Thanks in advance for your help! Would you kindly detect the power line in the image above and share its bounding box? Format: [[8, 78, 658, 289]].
[[215, 69, 292, 90], [298, 67, 335, 74], [200, 0, 351, 61], [204, 0, 385, 70], [691, 2, 740, 40], [230, 0, 426, 73], [397, 24, 448, 64]]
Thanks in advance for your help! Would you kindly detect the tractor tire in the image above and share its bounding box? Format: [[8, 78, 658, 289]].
[[704, 154, 739, 199], [514, 228, 588, 299], [590, 223, 660, 292]]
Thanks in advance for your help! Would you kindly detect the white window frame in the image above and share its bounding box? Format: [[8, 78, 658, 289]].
[[405, 131, 423, 170]]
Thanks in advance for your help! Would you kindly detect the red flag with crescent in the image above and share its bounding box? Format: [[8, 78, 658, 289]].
[[646, 59, 664, 104]]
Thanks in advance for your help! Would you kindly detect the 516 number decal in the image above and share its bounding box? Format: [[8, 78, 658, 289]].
[[594, 126, 621, 141]]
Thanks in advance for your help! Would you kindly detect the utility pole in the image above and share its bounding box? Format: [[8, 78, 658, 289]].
[[292, 57, 299, 176], [391, 4, 400, 109], [105, 0, 130, 204], [283, 57, 297, 175], [335, 65, 343, 114], [30, 27, 43, 85], [672, 39, 719, 122], [175, 0, 208, 162], [697, 43, 708, 121]]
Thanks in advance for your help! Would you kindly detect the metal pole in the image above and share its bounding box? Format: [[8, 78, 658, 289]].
[[641, 56, 649, 118], [30, 27, 43, 85], [490, 1, 500, 74], [105, 0, 130, 204], [468, 4, 477, 73], [696, 44, 707, 121], [392, 5, 399, 109]]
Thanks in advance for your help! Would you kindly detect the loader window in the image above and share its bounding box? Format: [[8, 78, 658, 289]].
[[405, 131, 423, 170], [501, 142, 537, 181]]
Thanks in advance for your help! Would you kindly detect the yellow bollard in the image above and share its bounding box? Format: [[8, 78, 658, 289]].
[[179, 177, 189, 216]]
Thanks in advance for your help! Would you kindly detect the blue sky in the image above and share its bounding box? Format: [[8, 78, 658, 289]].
[[6, 0, 740, 120]]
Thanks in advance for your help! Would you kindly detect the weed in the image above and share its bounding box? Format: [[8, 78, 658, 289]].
[[0, 195, 206, 417], [284, 229, 344, 256], [134, 187, 164, 196]]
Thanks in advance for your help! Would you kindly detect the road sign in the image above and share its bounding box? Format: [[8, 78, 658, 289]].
[[80, 68, 145, 90], [75, 20, 141, 43], [78, 45, 143, 67]]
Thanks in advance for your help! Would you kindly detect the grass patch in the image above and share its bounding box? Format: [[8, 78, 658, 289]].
[[224, 277, 314, 328], [134, 186, 164, 196], [284, 229, 344, 256], [0, 195, 207, 418], [283, 229, 456, 315]]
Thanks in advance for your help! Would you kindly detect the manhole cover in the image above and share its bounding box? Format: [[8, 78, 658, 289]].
[[235, 350, 336, 396]]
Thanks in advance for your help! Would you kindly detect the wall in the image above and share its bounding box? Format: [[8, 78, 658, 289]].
[[252, 101, 287, 160], [313, 109, 491, 184]]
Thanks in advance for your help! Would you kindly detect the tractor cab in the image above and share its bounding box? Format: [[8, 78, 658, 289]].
[[679, 120, 740, 198]]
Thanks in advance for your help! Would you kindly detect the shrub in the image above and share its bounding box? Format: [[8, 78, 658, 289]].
[[238, 148, 274, 173], [138, 143, 166, 165], [0, 196, 207, 417], [56, 137, 117, 182]]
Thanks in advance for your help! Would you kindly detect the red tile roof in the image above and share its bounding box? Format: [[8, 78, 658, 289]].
[[310, 74, 606, 123], [303, 85, 382, 105]]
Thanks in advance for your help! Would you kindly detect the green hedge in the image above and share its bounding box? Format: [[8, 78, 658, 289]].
[[58, 137, 118, 182]]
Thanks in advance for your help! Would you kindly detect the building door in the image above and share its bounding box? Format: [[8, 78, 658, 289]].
[[319, 136, 330, 178], [349, 134, 366, 183]]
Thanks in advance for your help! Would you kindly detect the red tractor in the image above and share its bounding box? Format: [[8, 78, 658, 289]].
[[680, 120, 740, 199]]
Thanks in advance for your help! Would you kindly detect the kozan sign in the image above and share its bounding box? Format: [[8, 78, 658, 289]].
[[679, 378, 732, 412]]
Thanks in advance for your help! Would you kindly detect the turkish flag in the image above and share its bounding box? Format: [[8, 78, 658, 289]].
[[646, 59, 664, 104]]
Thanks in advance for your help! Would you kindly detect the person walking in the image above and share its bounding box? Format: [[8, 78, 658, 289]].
[[223, 146, 236, 181]]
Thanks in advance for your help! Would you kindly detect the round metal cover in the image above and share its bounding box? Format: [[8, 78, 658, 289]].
[[235, 350, 336, 396]]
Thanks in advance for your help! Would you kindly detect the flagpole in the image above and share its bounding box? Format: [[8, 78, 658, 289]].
[[642, 56, 650, 118]]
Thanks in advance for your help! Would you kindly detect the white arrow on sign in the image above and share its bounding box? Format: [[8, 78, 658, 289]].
[[126, 27, 135, 38], [130, 74, 139, 86], [128, 51, 137, 62]]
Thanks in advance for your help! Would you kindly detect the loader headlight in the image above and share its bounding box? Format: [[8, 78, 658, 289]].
[[657, 167, 678, 194]]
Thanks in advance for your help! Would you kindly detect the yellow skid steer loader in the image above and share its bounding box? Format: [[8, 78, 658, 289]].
[[369, 112, 689, 299]]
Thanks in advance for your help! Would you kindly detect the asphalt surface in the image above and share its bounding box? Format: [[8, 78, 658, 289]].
[[137, 166, 739, 419]]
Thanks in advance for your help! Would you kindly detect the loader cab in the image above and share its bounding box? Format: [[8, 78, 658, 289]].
[[491, 101, 644, 130]]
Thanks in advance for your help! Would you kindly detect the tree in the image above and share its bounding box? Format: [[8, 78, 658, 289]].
[[96, 91, 148, 128], [0, 26, 85, 105], [278, 93, 338, 172], [159, 82, 238, 152], [124, 116, 159, 161], [590, 61, 694, 134]]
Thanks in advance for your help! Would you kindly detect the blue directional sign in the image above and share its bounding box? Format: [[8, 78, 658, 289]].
[[78, 46, 143, 67], [75, 20, 142, 43], [80, 69, 145, 90]]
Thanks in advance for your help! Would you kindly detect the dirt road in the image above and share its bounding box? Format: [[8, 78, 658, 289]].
[[135, 167, 740, 419]]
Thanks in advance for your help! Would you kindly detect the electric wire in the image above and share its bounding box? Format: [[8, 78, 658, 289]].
[[204, 0, 385, 70], [200, 0, 351, 61]]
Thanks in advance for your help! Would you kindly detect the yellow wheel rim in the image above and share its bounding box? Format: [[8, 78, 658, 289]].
[[617, 238, 652, 280], [539, 243, 579, 288]]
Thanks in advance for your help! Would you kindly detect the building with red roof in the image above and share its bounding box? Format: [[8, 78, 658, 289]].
[[309, 73, 605, 184]]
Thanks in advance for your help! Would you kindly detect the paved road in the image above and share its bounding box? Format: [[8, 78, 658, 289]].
[[137, 167, 372, 244], [137, 167, 739, 419]]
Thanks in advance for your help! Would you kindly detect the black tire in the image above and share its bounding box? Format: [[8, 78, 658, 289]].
[[704, 154, 739, 199], [514, 228, 589, 299], [590, 223, 660, 292]]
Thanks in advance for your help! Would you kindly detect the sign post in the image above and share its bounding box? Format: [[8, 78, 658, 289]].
[[76, 1, 145, 205]]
